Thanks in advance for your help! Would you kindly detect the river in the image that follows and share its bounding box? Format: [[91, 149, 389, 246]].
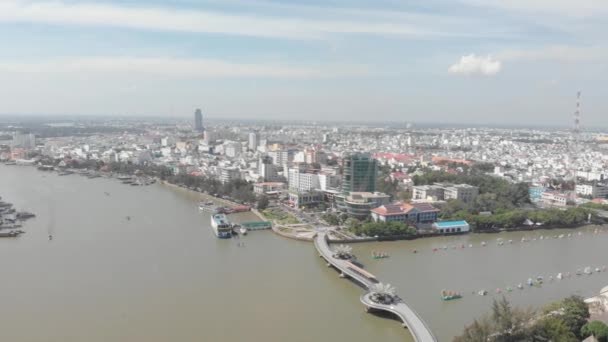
[[0, 164, 607, 342]]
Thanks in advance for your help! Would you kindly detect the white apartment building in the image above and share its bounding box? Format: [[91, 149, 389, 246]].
[[267, 150, 289, 165], [444, 184, 479, 204], [288, 167, 320, 192], [576, 184, 608, 198], [219, 167, 241, 184]]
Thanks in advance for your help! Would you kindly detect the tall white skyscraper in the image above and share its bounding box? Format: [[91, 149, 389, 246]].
[[248, 132, 259, 151]]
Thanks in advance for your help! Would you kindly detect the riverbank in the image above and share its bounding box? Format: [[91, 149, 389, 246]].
[[160, 181, 260, 222]]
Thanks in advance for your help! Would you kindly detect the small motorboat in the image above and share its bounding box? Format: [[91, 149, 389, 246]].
[[481, 241, 486, 247], [508, 240, 513, 244], [478, 290, 488, 296], [556, 273, 563, 280], [584, 266, 593, 275], [496, 288, 502, 294], [527, 278, 534, 286], [441, 290, 463, 301], [595, 267, 601, 273], [517, 283, 524, 290]]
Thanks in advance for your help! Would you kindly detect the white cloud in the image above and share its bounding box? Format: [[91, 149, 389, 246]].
[[0, 0, 497, 40], [448, 54, 502, 76], [0, 56, 369, 79]]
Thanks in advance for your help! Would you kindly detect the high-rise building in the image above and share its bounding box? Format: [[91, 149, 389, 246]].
[[259, 156, 279, 181], [248, 132, 259, 151], [267, 150, 289, 165], [219, 167, 240, 184], [194, 108, 203, 132], [341, 153, 378, 193], [11, 132, 36, 150]]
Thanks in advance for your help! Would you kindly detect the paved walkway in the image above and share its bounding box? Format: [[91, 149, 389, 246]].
[[314, 232, 438, 342]]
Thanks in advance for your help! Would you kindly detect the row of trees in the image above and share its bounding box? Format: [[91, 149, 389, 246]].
[[448, 207, 599, 232], [349, 221, 417, 237], [414, 170, 531, 214], [167, 174, 257, 204], [455, 296, 601, 342]]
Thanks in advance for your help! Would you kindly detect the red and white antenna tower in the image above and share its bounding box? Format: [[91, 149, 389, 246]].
[[574, 91, 581, 140]]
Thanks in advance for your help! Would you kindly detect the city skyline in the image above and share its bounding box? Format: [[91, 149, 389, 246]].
[[0, 0, 607, 125]]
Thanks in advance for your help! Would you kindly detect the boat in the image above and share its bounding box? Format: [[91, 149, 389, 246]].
[[372, 251, 389, 259], [517, 283, 524, 289], [481, 241, 486, 247], [478, 290, 488, 296], [527, 278, 534, 286], [210, 213, 232, 239], [557, 273, 563, 280], [198, 202, 217, 212], [584, 266, 593, 275], [441, 290, 462, 301], [16, 211, 36, 220]]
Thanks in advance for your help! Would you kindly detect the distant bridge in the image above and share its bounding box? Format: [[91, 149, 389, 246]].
[[314, 232, 438, 342]]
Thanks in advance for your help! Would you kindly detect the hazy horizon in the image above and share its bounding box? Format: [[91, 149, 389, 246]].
[[0, 0, 606, 126]]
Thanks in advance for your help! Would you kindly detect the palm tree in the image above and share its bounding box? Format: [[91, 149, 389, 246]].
[[369, 283, 397, 305], [333, 244, 353, 260]]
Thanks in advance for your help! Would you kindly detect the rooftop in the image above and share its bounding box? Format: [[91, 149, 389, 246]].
[[434, 220, 469, 227]]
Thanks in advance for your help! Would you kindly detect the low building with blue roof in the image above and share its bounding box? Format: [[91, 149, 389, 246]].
[[432, 220, 470, 234]]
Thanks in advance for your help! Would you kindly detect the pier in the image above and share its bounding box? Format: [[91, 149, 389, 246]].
[[314, 232, 438, 342]]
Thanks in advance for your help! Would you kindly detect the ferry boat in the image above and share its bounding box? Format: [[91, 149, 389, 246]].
[[441, 290, 462, 301], [210, 213, 232, 239]]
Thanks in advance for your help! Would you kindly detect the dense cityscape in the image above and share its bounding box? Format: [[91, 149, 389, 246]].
[[2, 0, 608, 341], [2, 112, 608, 340]]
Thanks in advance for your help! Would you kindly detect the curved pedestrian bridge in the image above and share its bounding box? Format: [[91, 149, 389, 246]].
[[314, 232, 438, 342]]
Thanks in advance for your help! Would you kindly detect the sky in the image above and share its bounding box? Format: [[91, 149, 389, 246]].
[[0, 0, 607, 126]]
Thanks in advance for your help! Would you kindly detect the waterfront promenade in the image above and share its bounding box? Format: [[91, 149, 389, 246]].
[[314, 232, 438, 342]]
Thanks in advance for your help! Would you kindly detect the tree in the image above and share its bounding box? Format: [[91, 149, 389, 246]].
[[581, 321, 608, 342], [535, 316, 577, 342], [544, 295, 590, 339], [322, 213, 340, 226], [454, 317, 492, 342], [256, 195, 269, 210]]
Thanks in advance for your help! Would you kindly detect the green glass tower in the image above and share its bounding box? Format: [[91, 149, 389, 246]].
[[341, 153, 378, 193]]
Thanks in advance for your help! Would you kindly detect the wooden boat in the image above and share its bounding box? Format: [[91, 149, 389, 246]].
[[441, 290, 462, 301]]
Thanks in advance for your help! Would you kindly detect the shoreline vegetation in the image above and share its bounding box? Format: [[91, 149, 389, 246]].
[[455, 296, 607, 342]]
